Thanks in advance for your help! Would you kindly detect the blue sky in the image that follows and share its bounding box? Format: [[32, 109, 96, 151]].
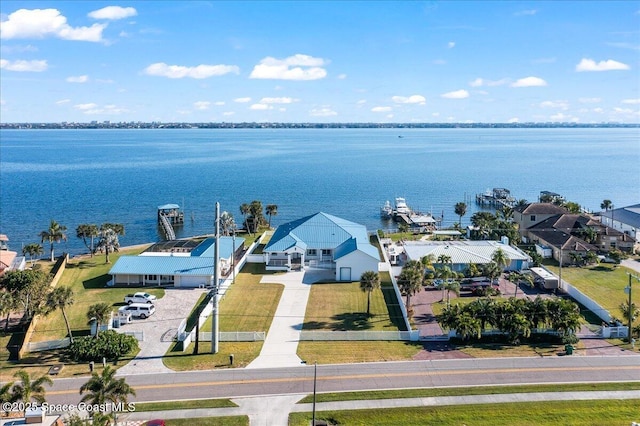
[[1, 1, 638, 123]]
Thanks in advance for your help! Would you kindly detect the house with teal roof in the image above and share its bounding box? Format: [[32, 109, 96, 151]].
[[263, 212, 380, 281], [108, 236, 244, 287]]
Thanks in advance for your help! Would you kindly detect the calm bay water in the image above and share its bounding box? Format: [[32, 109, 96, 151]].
[[1, 128, 638, 255]]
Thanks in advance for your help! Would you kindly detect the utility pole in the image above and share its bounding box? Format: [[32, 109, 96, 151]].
[[626, 273, 638, 344], [212, 202, 220, 354]]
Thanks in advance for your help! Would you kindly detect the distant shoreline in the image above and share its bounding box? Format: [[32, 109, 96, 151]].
[[2, 122, 639, 130]]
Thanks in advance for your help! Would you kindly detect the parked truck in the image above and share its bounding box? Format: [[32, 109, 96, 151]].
[[124, 292, 157, 304], [530, 267, 559, 291]]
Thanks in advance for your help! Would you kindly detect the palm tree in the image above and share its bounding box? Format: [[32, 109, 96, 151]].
[[516, 199, 529, 209], [600, 199, 613, 211], [1, 381, 16, 411], [239, 203, 250, 232], [568, 252, 583, 266], [87, 303, 112, 337], [398, 267, 422, 309], [11, 370, 53, 409], [219, 211, 236, 236], [420, 254, 435, 271], [483, 261, 502, 286], [76, 224, 99, 256], [454, 312, 482, 340], [436, 254, 452, 268], [546, 298, 581, 338], [491, 248, 510, 271], [359, 271, 380, 317], [266, 204, 278, 229], [248, 200, 264, 233], [454, 202, 467, 227], [96, 223, 124, 263], [22, 243, 44, 267], [1, 291, 15, 332], [79, 366, 136, 418], [442, 280, 460, 306], [45, 286, 75, 342], [580, 227, 598, 244], [619, 302, 639, 324], [39, 219, 67, 261], [525, 296, 548, 330], [468, 297, 497, 331]]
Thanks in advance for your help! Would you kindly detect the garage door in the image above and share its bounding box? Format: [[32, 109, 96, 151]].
[[339, 267, 351, 281]]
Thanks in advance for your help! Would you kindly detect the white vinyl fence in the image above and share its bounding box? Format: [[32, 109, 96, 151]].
[[300, 330, 419, 341], [27, 338, 71, 352]]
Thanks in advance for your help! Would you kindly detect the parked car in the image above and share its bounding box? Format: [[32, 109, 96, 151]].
[[124, 292, 157, 305], [119, 303, 156, 319]]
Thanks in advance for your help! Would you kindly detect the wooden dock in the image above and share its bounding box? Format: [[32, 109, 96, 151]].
[[157, 204, 184, 241]]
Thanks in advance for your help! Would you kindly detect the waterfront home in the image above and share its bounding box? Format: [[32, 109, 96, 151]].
[[513, 202, 569, 235], [600, 203, 640, 247], [108, 236, 244, 287], [0, 234, 26, 276], [401, 240, 531, 272], [263, 212, 380, 281]]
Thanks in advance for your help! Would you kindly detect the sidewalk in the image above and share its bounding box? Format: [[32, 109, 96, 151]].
[[120, 390, 640, 425]]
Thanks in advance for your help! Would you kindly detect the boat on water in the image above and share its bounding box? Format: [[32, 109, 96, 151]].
[[380, 200, 393, 218], [394, 197, 411, 215]]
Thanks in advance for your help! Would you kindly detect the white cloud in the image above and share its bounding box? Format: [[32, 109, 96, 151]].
[[356, 100, 367, 105], [511, 76, 547, 87], [234, 97, 251, 103], [605, 42, 640, 51], [392, 95, 426, 105], [447, 41, 455, 48], [250, 103, 272, 110], [214, 101, 225, 106], [539, 100, 569, 110], [193, 101, 210, 110], [259, 97, 298, 104], [88, 6, 137, 20], [550, 112, 578, 122], [593, 107, 604, 113], [621, 98, 640, 104], [514, 9, 537, 16], [371, 106, 392, 112], [469, 77, 509, 87], [337, 73, 347, 80], [578, 97, 601, 104], [74, 103, 99, 110], [0, 59, 47, 72], [575, 58, 630, 72], [0, 8, 106, 42], [66, 75, 88, 83], [432, 112, 440, 117], [507, 117, 520, 123], [432, 59, 446, 65], [249, 54, 327, 80], [144, 62, 239, 79], [56, 99, 70, 105], [223, 111, 235, 116], [441, 89, 469, 99], [309, 107, 337, 117]]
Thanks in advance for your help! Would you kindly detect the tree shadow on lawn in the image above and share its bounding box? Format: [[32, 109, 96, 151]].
[[330, 313, 373, 331], [66, 260, 99, 270], [83, 274, 111, 289]]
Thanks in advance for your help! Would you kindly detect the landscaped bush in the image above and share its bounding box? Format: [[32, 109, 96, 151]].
[[68, 330, 138, 361]]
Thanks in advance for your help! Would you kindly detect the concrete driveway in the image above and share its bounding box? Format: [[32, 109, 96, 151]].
[[116, 287, 207, 375]]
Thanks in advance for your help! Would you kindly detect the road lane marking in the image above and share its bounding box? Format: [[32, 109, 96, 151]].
[[48, 365, 640, 396]]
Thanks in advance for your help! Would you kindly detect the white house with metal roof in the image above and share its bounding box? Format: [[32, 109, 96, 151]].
[[402, 240, 531, 272], [108, 236, 244, 287], [263, 212, 380, 281]]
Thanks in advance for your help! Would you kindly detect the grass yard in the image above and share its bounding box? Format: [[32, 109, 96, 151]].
[[163, 263, 283, 370], [164, 417, 248, 426], [297, 341, 422, 364], [289, 399, 640, 426], [31, 246, 164, 342]]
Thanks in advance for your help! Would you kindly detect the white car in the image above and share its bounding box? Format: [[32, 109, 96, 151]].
[[119, 303, 155, 319], [124, 292, 157, 305]]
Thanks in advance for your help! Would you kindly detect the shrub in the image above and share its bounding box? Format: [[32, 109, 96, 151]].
[[68, 330, 138, 361]]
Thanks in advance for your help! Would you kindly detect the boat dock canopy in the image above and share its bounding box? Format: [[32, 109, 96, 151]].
[[158, 204, 180, 211]]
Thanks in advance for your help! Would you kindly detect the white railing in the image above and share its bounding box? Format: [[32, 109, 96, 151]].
[[299, 330, 418, 341], [27, 338, 71, 352]]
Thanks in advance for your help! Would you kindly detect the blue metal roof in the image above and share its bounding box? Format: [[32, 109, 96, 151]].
[[334, 237, 380, 261], [109, 256, 214, 276], [157, 204, 180, 210], [265, 212, 376, 256], [190, 236, 245, 258]]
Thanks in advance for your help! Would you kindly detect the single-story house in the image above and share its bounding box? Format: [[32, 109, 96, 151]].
[[263, 212, 380, 281], [0, 235, 26, 276], [402, 240, 531, 272], [108, 236, 244, 287]]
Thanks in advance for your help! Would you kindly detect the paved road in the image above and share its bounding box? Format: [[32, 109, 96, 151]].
[[45, 356, 640, 405]]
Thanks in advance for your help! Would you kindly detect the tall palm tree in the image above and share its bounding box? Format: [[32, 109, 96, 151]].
[[266, 204, 278, 229], [359, 271, 380, 317], [239, 203, 250, 232], [96, 223, 124, 264], [0, 291, 15, 332], [79, 366, 136, 418], [76, 224, 99, 256], [468, 297, 497, 331], [219, 211, 236, 236], [454, 312, 482, 340], [87, 303, 112, 337], [600, 199, 613, 211], [442, 280, 460, 306], [454, 202, 467, 227], [46, 286, 75, 342], [11, 370, 53, 409], [398, 267, 422, 309], [39, 219, 67, 261], [22, 243, 44, 267], [436, 254, 452, 268], [491, 248, 510, 271]]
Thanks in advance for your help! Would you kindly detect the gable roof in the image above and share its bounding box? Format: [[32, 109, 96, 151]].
[[403, 240, 530, 265], [264, 212, 371, 253], [528, 214, 592, 231], [334, 237, 380, 261], [109, 256, 215, 276], [515, 202, 568, 215], [527, 229, 599, 252], [601, 203, 640, 229]]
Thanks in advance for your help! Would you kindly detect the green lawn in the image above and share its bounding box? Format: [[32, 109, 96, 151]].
[[547, 263, 640, 326], [164, 417, 248, 426], [31, 246, 165, 342], [289, 399, 640, 426], [297, 341, 423, 364]]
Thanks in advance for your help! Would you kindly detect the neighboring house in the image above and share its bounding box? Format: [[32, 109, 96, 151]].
[[513, 202, 568, 236], [402, 240, 531, 273], [600, 203, 640, 247], [0, 234, 26, 276], [109, 236, 245, 287], [263, 212, 380, 281], [526, 228, 598, 265]]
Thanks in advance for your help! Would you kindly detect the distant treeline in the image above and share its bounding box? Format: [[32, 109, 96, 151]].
[[1, 122, 638, 130]]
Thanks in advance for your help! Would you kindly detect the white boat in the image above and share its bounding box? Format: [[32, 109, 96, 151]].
[[394, 197, 411, 215], [380, 200, 393, 218]]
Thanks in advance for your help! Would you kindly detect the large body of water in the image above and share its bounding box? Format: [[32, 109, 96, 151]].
[[1, 128, 638, 256]]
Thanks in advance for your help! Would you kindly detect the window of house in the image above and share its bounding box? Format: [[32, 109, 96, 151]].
[[307, 249, 317, 256], [145, 274, 157, 281], [530, 215, 536, 221], [322, 249, 331, 256]]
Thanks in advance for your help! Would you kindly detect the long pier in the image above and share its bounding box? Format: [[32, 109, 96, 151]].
[[157, 203, 184, 241], [158, 212, 176, 240]]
